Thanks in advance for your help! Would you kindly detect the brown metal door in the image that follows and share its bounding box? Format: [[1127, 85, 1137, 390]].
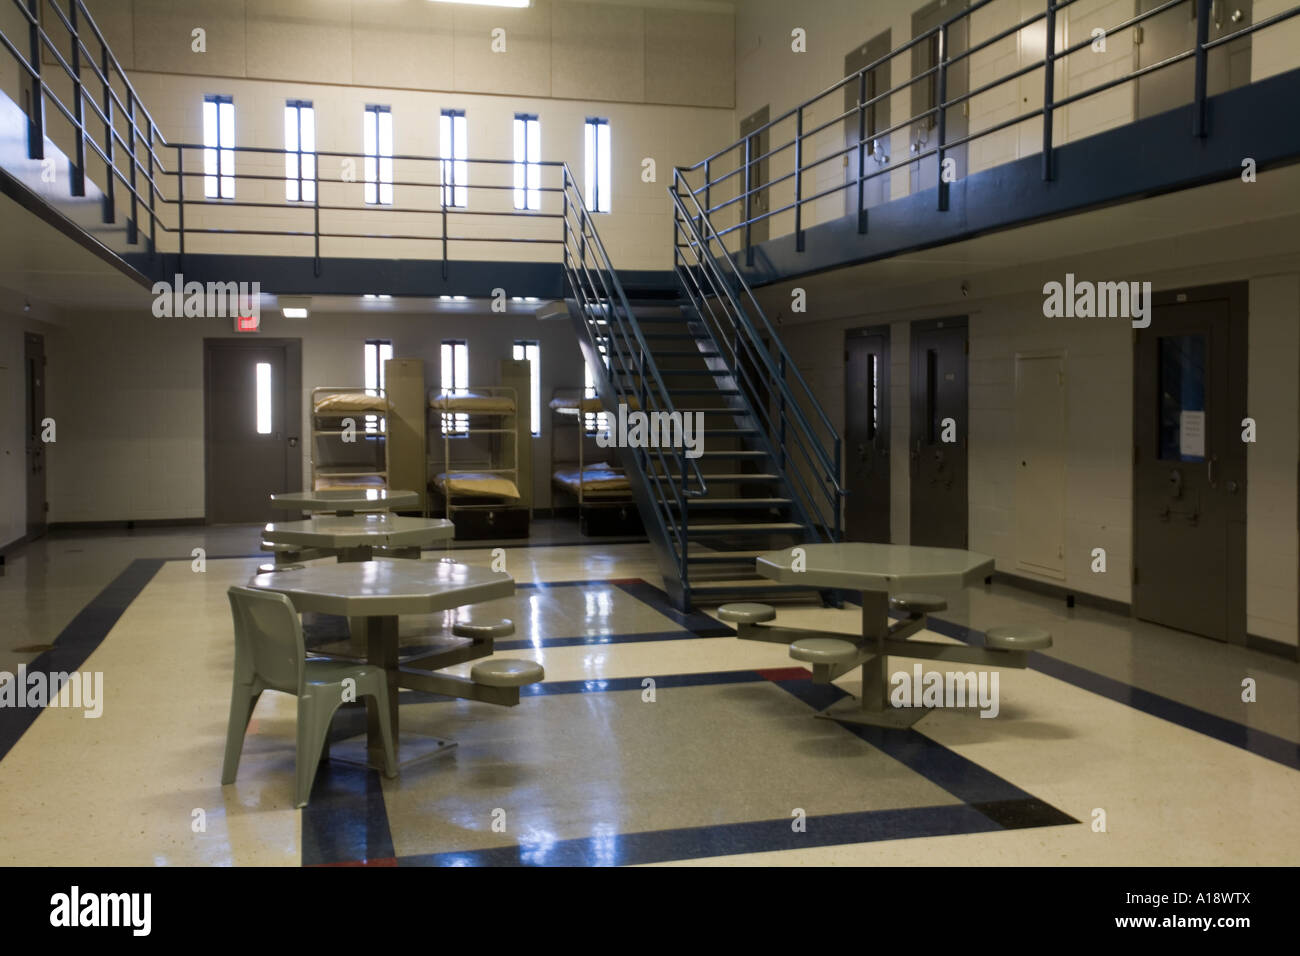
[[845, 30, 893, 219], [1133, 284, 1247, 643], [910, 318, 968, 548], [1135, 0, 1253, 120], [845, 328, 891, 542], [25, 333, 46, 540], [910, 0, 968, 196], [204, 339, 301, 524], [739, 106, 769, 245]]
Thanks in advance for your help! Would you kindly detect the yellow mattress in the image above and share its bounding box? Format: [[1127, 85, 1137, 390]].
[[314, 392, 388, 414], [436, 473, 521, 500], [548, 395, 638, 413], [429, 391, 516, 413], [552, 465, 631, 495], [313, 475, 386, 491]]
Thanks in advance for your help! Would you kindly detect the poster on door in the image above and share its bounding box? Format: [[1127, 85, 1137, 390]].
[[1179, 410, 1205, 459]]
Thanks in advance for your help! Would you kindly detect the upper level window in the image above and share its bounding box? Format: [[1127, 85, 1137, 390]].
[[364, 105, 393, 206], [513, 113, 540, 211], [284, 100, 315, 203], [440, 109, 468, 208], [512, 340, 541, 436], [584, 117, 610, 213], [203, 95, 235, 199]]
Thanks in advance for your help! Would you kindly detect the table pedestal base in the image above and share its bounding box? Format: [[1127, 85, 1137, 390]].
[[816, 697, 931, 728], [329, 731, 458, 772]]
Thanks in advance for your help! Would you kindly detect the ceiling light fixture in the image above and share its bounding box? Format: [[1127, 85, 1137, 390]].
[[280, 296, 311, 319], [428, 0, 530, 8]]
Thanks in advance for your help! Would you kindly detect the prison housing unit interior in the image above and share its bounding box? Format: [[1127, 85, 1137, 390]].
[[0, 0, 1298, 869]]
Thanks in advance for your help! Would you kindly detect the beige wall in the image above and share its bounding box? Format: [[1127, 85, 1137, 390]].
[[729, 0, 1300, 250], [82, 0, 734, 107], [762, 228, 1300, 646], [125, 71, 733, 269], [42, 306, 589, 523]]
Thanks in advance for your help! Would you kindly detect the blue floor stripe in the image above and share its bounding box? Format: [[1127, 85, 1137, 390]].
[[398, 803, 1004, 867], [922, 616, 1300, 771], [0, 558, 164, 762]]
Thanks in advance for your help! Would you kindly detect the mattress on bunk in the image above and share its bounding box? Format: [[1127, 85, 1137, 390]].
[[435, 472, 522, 500], [548, 395, 639, 413], [429, 391, 516, 413], [313, 475, 386, 491], [313, 392, 388, 414], [552, 465, 631, 494]]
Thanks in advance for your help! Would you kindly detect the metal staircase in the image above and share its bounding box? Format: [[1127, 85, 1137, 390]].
[[560, 167, 845, 610]]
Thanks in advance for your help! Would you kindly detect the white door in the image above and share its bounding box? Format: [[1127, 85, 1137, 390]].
[[1014, 351, 1066, 578]]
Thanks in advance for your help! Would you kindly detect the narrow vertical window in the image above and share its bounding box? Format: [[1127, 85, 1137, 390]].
[[364, 339, 393, 433], [203, 95, 235, 199], [584, 117, 610, 213], [441, 339, 469, 435], [440, 109, 468, 208], [364, 105, 393, 206], [512, 339, 541, 436], [583, 360, 607, 435], [285, 100, 316, 203], [255, 362, 272, 434], [513, 113, 540, 211]]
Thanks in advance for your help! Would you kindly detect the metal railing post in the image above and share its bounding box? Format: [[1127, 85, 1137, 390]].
[[1193, 0, 1211, 136], [176, 146, 185, 269], [778, 352, 788, 472], [743, 134, 754, 267], [313, 155, 321, 277], [69, 0, 86, 196], [702, 159, 711, 224], [26, 0, 43, 159], [935, 23, 949, 211], [857, 71, 868, 234], [100, 39, 114, 223], [147, 124, 156, 255], [126, 88, 137, 244], [1042, 0, 1056, 180], [794, 106, 805, 251]]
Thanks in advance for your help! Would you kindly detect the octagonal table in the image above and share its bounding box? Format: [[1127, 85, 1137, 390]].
[[263, 514, 454, 563], [270, 488, 420, 516], [750, 543, 996, 727], [249, 559, 514, 769]]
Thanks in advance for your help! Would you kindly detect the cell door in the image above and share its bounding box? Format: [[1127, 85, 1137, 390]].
[[845, 328, 891, 542], [25, 333, 47, 540], [910, 318, 968, 548], [910, 0, 969, 196], [844, 30, 893, 219], [1135, 0, 1252, 120], [1133, 284, 1247, 643], [204, 339, 302, 524], [739, 106, 769, 245]]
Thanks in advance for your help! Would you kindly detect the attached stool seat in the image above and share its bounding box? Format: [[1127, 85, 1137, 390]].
[[890, 593, 948, 615], [717, 603, 776, 625], [470, 658, 544, 688], [985, 626, 1053, 651], [452, 619, 515, 640], [790, 637, 861, 664]]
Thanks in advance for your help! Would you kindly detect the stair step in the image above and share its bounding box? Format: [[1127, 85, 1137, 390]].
[[685, 551, 765, 563], [698, 449, 769, 458], [671, 387, 740, 395], [680, 497, 792, 508], [652, 349, 721, 358], [655, 472, 781, 482], [687, 522, 806, 535]]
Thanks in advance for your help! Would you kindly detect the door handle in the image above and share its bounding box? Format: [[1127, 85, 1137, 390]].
[[1207, 453, 1217, 490], [288, 436, 299, 448]]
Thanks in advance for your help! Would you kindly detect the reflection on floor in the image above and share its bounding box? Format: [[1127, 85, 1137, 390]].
[[0, 525, 1297, 866]]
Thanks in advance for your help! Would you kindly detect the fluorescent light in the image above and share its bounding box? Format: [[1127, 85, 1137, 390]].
[[280, 295, 311, 318], [429, 0, 530, 7]]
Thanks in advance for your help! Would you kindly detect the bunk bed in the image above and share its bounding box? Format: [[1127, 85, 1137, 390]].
[[428, 386, 528, 538], [548, 388, 642, 535], [310, 386, 389, 493]]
